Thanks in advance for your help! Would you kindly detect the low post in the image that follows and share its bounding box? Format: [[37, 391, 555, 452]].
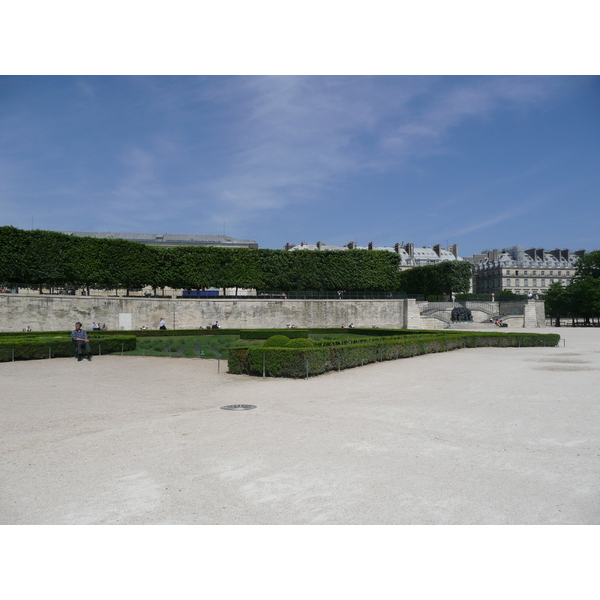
[[218, 356, 220, 373], [305, 358, 309, 380], [262, 353, 266, 378], [12, 349, 15, 362], [99, 344, 102, 356], [49, 346, 51, 359], [121, 343, 124, 356], [337, 356, 341, 372]]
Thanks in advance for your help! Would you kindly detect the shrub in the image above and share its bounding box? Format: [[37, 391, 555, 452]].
[[228, 331, 560, 378], [239, 329, 309, 340], [247, 347, 330, 377], [285, 338, 314, 348], [228, 347, 250, 374], [263, 335, 291, 347], [0, 334, 137, 362]]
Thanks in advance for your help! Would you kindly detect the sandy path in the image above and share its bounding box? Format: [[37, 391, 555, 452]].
[[1, 327, 598, 524]]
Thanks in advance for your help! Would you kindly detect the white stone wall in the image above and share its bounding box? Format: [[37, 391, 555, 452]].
[[0, 295, 424, 332], [523, 300, 546, 328]]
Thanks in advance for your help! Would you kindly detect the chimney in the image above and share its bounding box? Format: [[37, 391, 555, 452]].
[[404, 243, 414, 258], [284, 242, 294, 251], [368, 242, 374, 250], [346, 241, 356, 250], [433, 244, 441, 257], [449, 244, 458, 258], [394, 243, 401, 254], [316, 241, 322, 250]]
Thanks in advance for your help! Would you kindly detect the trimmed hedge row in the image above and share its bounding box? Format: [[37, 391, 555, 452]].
[[238, 329, 310, 340], [83, 328, 243, 338], [0, 327, 416, 340], [0, 335, 137, 362], [228, 332, 560, 378]]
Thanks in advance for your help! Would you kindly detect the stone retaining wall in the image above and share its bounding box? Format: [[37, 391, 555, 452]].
[[0, 295, 424, 332]]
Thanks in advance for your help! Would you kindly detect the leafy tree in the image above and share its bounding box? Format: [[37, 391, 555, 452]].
[[568, 277, 600, 324], [0, 226, 30, 285], [398, 261, 472, 296], [573, 250, 600, 281], [543, 281, 570, 326], [496, 289, 526, 301]]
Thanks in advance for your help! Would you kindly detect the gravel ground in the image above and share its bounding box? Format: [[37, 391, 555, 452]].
[[1, 327, 598, 524]]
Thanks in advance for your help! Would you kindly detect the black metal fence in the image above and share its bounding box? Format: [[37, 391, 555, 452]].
[[255, 291, 424, 300]]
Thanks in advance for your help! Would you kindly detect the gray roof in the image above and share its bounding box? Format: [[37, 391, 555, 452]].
[[59, 231, 258, 247]]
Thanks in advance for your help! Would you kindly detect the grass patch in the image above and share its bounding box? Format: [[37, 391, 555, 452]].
[[124, 335, 240, 358]]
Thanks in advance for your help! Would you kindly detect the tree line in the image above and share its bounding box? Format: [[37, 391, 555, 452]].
[[543, 250, 600, 325], [0, 226, 472, 295]]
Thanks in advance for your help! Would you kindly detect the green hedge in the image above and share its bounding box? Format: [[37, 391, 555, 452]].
[[86, 328, 242, 338], [239, 329, 310, 340], [0, 335, 137, 362], [248, 347, 331, 377], [228, 332, 560, 377], [0, 226, 403, 292], [263, 335, 291, 347], [285, 338, 315, 348]]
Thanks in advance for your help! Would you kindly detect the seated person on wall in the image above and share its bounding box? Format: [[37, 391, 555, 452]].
[[71, 321, 92, 361]]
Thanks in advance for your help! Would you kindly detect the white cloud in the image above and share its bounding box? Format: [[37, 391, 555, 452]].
[[191, 76, 566, 223]]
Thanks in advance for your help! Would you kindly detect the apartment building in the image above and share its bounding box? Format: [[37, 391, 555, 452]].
[[284, 241, 462, 270], [465, 246, 586, 296]]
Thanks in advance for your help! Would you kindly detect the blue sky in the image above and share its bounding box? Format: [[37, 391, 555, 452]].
[[1, 75, 599, 256]]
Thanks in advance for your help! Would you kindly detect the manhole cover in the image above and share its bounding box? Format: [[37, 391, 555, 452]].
[[220, 404, 257, 411]]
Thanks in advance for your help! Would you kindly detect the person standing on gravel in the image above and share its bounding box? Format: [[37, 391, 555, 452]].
[[71, 322, 92, 361]]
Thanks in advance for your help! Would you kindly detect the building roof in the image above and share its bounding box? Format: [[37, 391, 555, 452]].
[[284, 241, 463, 266], [59, 231, 258, 248], [468, 246, 585, 270]]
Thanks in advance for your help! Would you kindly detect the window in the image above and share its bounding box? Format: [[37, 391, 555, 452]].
[[533, 279, 537, 286], [506, 279, 511, 287], [515, 270, 519, 275], [506, 270, 511, 275], [524, 279, 529, 286], [566, 271, 570, 276], [524, 271, 528, 275], [515, 279, 520, 287], [541, 271, 545, 276], [541, 279, 546, 287], [533, 271, 537, 276], [549, 271, 553, 275]]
